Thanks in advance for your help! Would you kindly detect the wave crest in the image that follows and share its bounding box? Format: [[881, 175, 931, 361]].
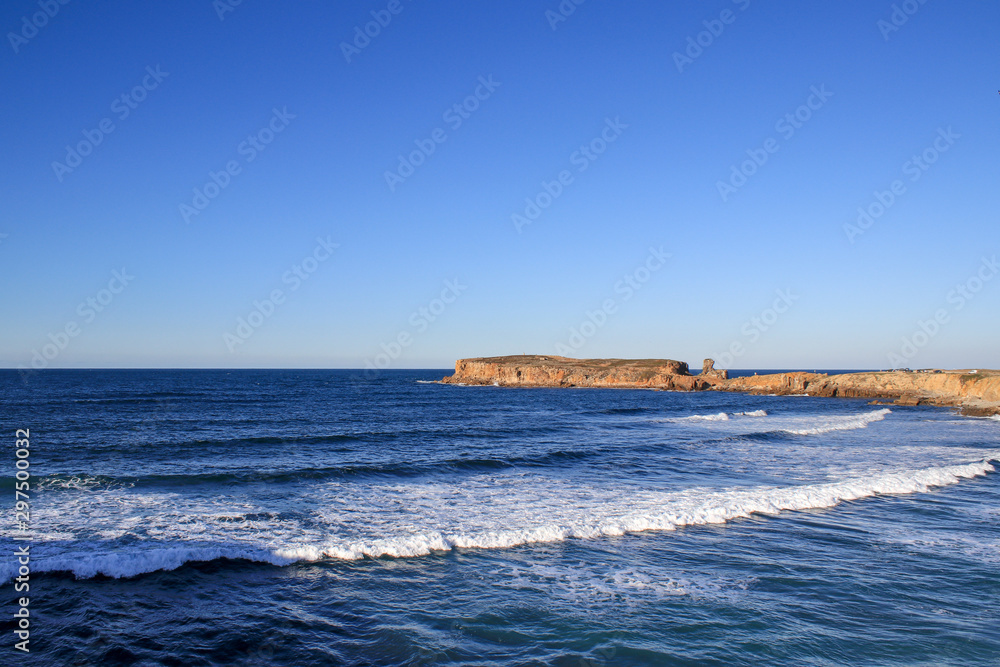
[[669, 410, 769, 423], [783, 408, 891, 435], [8, 453, 995, 582]]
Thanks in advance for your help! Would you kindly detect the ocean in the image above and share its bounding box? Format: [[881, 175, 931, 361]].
[[2, 369, 998, 666]]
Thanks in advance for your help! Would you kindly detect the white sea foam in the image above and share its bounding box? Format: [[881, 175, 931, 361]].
[[665, 408, 892, 436], [670, 410, 767, 422], [781, 408, 892, 435], [962, 413, 1000, 422], [34, 546, 298, 580], [35, 475, 113, 491], [879, 531, 1000, 565], [674, 412, 730, 422], [490, 562, 752, 603], [4, 453, 996, 582]]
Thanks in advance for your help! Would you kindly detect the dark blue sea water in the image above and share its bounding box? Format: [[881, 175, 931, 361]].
[[2, 370, 999, 666]]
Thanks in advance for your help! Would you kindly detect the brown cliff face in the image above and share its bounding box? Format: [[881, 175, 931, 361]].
[[717, 372, 824, 395], [441, 357, 1000, 416], [803, 371, 1000, 413], [441, 356, 711, 390]]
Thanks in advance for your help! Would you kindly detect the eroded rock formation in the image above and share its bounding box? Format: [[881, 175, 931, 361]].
[[701, 358, 729, 380], [804, 371, 1000, 413], [441, 356, 1000, 416], [442, 356, 705, 390]]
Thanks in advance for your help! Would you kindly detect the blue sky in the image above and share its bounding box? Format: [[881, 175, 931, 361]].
[[1, 0, 998, 370]]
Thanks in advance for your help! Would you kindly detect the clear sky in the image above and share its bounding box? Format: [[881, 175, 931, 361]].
[[2, 0, 998, 371]]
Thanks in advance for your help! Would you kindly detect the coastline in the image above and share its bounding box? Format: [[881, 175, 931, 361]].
[[441, 355, 1000, 417]]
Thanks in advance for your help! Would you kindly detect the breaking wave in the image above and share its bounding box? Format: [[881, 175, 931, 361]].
[[670, 410, 768, 422], [664, 408, 891, 436], [7, 453, 995, 582], [782, 408, 891, 435]]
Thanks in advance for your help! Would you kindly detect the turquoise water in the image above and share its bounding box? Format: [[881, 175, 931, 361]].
[[2, 370, 998, 665]]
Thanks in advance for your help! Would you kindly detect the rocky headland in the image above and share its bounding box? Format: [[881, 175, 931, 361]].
[[441, 355, 1000, 416]]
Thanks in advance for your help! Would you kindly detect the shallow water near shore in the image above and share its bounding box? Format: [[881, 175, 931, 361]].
[[2, 369, 999, 665]]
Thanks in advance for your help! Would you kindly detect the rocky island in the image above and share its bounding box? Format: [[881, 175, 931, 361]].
[[441, 355, 1000, 417]]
